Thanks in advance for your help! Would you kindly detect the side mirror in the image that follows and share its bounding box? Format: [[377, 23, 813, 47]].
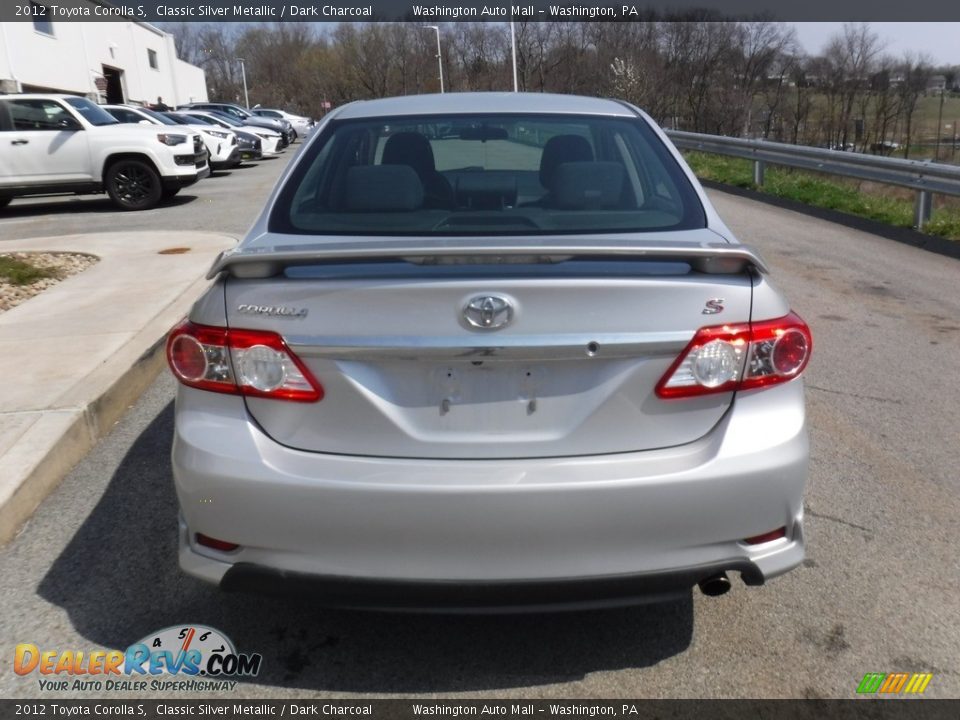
[[58, 117, 82, 131]]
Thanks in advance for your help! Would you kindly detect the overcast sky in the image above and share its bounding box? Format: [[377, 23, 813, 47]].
[[790, 23, 960, 66]]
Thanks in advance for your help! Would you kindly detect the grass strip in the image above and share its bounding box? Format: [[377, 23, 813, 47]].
[[683, 151, 960, 242]]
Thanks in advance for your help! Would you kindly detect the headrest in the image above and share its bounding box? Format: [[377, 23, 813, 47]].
[[552, 162, 626, 209], [539, 135, 594, 190], [345, 165, 424, 211], [382, 132, 437, 177]]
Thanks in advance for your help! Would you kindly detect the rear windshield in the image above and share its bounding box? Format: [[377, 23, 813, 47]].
[[271, 113, 705, 236]]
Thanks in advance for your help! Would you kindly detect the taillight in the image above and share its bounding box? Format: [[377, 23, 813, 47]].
[[656, 311, 811, 399], [195, 533, 240, 552], [743, 527, 787, 545], [166, 320, 323, 402]]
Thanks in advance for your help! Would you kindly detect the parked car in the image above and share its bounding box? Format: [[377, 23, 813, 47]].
[[167, 92, 812, 610], [0, 94, 208, 210], [179, 111, 283, 157], [251, 106, 314, 140], [178, 102, 293, 147], [164, 112, 262, 161], [103, 104, 241, 171]]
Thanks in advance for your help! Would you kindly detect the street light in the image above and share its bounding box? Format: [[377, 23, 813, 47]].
[[234, 57, 249, 109], [510, 21, 518, 92], [421, 25, 444, 94]]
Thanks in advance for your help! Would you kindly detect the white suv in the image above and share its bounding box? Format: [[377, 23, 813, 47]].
[[0, 94, 209, 211], [102, 104, 241, 171]]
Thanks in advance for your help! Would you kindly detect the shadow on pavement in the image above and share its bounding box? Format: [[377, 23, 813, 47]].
[[38, 401, 693, 693], [3, 194, 198, 217]]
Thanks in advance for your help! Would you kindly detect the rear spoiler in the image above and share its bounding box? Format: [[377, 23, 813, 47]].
[[207, 239, 769, 279]]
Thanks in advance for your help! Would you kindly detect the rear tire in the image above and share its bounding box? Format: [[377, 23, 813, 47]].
[[105, 159, 162, 211]]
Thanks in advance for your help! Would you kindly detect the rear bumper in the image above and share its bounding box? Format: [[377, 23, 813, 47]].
[[215, 557, 766, 612], [173, 381, 808, 607]]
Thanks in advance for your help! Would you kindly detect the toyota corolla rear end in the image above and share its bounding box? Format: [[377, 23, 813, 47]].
[[169, 93, 811, 611]]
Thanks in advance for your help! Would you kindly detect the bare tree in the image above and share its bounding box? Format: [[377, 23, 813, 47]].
[[897, 53, 933, 158], [731, 21, 797, 137], [822, 23, 883, 149]]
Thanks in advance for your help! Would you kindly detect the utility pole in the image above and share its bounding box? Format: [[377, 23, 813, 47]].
[[235, 57, 249, 109], [934, 87, 944, 161], [422, 26, 444, 94], [510, 21, 519, 92]]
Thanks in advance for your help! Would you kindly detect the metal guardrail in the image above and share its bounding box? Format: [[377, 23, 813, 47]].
[[665, 130, 960, 230]]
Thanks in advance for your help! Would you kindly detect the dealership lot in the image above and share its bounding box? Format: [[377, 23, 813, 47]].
[[0, 155, 958, 698], [0, 154, 291, 242]]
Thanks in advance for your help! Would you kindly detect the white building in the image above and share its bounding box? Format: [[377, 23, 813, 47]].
[[0, 7, 207, 106]]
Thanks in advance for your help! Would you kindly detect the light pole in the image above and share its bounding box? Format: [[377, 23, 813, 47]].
[[235, 57, 249, 109], [422, 25, 444, 94], [510, 21, 518, 92]]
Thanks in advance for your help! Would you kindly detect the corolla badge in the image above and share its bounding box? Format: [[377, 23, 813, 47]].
[[237, 304, 308, 318], [463, 295, 513, 330]]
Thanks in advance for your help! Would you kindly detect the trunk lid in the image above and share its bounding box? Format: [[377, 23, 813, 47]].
[[221, 240, 758, 459]]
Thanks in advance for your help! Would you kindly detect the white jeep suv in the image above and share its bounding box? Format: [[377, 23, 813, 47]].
[[0, 94, 209, 211]]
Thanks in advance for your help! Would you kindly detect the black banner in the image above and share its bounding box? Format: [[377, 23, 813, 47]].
[[1, 701, 959, 720], [2, 0, 960, 22]]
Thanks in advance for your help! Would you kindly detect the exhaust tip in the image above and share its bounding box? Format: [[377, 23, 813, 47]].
[[698, 572, 731, 597]]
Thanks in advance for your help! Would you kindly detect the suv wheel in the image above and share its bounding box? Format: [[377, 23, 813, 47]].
[[105, 159, 162, 210]]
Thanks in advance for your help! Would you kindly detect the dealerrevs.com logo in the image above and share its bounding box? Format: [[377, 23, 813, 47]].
[[14, 625, 262, 692], [856, 672, 934, 695]]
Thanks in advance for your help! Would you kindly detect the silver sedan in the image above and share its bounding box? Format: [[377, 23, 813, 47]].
[[166, 92, 812, 611]]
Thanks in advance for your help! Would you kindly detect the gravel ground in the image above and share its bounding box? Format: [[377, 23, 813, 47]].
[[0, 252, 98, 312]]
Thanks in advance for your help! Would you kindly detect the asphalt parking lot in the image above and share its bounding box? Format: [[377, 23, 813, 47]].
[[0, 153, 292, 242], [1, 155, 958, 699]]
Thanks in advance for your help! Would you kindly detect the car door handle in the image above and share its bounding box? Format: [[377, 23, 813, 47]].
[[11, 139, 29, 145]]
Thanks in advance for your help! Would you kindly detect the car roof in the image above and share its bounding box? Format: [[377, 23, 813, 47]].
[[1, 94, 87, 101], [334, 92, 635, 120]]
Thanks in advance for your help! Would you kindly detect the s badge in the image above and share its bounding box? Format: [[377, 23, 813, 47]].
[[702, 298, 724, 315]]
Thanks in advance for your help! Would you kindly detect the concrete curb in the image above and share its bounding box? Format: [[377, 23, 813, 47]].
[[0, 233, 236, 545]]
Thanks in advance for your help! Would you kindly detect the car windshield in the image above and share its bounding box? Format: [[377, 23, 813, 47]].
[[64, 97, 118, 126], [272, 113, 705, 236], [161, 112, 193, 125], [206, 111, 244, 128], [137, 107, 177, 125], [174, 113, 213, 126]]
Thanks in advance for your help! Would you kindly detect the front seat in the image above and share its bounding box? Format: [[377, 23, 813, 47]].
[[381, 132, 455, 209], [538, 135, 594, 203]]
